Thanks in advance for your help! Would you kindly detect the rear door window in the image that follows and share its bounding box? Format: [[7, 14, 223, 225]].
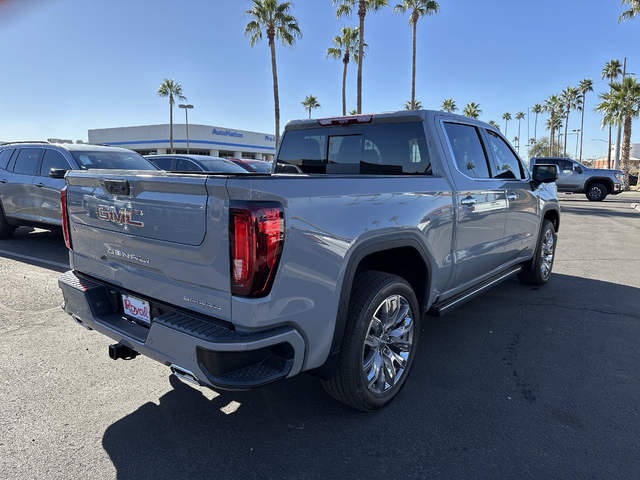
[[40, 149, 72, 176], [148, 157, 175, 171], [484, 130, 525, 179], [443, 123, 491, 179], [175, 158, 203, 172], [0, 149, 15, 170], [12, 148, 41, 175]]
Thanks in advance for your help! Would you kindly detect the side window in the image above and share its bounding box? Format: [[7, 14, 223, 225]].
[[558, 160, 573, 173], [443, 123, 491, 179], [148, 157, 174, 171], [0, 149, 15, 170], [485, 130, 525, 179], [12, 148, 41, 175], [175, 158, 202, 172], [40, 150, 71, 176]]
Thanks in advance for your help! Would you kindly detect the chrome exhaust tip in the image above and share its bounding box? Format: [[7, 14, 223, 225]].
[[170, 364, 200, 386], [71, 314, 93, 331]]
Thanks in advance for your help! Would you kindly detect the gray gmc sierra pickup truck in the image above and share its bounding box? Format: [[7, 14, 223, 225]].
[[58, 111, 560, 410]]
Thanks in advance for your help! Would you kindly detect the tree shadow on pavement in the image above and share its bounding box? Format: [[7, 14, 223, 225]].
[[102, 274, 640, 480]]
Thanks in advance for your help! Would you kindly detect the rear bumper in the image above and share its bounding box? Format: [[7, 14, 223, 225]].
[[58, 270, 305, 390]]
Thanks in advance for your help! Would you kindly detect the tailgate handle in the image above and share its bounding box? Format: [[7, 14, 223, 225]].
[[105, 180, 130, 196]]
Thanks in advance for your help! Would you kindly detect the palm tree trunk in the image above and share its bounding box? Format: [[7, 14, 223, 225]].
[[505, 121, 508, 137], [563, 109, 569, 157], [411, 18, 417, 109], [357, 0, 366, 114], [622, 114, 632, 189], [534, 113, 538, 142], [607, 124, 612, 169], [579, 94, 586, 162], [549, 113, 555, 156], [342, 57, 348, 116], [270, 40, 281, 147], [308, 107, 311, 119], [169, 94, 174, 154], [518, 120, 521, 155]]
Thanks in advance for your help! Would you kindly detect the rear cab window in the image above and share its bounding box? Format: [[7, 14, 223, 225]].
[[276, 122, 431, 175]]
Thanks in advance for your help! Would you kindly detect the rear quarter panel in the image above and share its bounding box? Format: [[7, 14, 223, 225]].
[[226, 175, 454, 370]]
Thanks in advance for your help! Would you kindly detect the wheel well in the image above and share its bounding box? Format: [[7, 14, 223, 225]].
[[544, 209, 560, 232], [354, 246, 428, 313], [585, 178, 612, 194]]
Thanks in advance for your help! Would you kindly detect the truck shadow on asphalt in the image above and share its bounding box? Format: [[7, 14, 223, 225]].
[[0, 227, 69, 272], [101, 274, 640, 479]]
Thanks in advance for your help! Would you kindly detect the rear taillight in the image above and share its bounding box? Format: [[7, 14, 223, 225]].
[[60, 186, 71, 249], [230, 203, 284, 297]]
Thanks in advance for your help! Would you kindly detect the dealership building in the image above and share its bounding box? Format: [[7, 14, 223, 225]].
[[88, 124, 277, 160]]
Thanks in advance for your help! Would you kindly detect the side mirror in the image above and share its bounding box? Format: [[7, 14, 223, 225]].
[[531, 164, 558, 188], [574, 166, 583, 174], [49, 168, 68, 179]]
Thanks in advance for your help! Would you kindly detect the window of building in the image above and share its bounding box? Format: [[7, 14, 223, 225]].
[[443, 123, 491, 179], [12, 148, 41, 175], [242, 153, 256, 159], [485, 130, 525, 179], [40, 149, 71, 176], [219, 151, 234, 158]]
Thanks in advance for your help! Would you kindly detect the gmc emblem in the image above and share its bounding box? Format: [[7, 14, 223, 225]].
[[97, 205, 144, 227]]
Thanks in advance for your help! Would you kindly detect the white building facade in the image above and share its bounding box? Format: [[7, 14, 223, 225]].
[[88, 124, 277, 160]]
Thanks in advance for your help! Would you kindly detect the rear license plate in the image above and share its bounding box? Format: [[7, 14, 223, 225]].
[[122, 294, 151, 325]]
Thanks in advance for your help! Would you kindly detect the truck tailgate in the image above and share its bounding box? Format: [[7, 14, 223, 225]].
[[65, 171, 233, 321]]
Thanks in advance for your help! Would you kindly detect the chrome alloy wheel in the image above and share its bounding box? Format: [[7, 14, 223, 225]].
[[540, 228, 555, 279], [362, 294, 415, 395], [588, 185, 602, 200]]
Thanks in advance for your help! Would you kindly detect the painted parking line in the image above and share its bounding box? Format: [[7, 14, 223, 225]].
[[0, 249, 69, 270]]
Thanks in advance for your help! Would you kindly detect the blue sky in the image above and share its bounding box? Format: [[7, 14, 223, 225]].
[[0, 0, 637, 159]]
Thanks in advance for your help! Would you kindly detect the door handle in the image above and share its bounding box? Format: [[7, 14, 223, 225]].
[[35, 183, 45, 188], [507, 193, 518, 201], [0, 179, 7, 184], [460, 197, 477, 206]]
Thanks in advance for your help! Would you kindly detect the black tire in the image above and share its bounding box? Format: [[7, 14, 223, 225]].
[[518, 219, 556, 286], [321, 271, 421, 411], [0, 203, 16, 239], [586, 183, 607, 201]]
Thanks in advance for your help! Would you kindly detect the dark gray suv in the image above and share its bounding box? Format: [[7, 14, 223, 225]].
[[0, 142, 156, 239]]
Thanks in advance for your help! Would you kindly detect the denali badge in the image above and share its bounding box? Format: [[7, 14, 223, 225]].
[[97, 205, 144, 227], [183, 296, 222, 311], [107, 247, 150, 264]]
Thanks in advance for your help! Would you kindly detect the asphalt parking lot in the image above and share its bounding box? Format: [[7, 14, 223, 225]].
[[1, 192, 639, 479]]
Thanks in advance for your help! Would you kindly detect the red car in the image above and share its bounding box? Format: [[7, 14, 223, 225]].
[[228, 158, 272, 173]]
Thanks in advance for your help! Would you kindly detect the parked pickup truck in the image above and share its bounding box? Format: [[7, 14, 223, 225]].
[[58, 111, 560, 410], [529, 157, 624, 201]]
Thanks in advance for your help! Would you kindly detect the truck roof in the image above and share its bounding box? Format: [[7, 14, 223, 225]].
[[284, 110, 495, 131]]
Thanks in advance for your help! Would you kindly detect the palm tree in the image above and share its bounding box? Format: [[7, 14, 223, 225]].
[[349, 109, 358, 115], [515, 111, 525, 155], [543, 95, 561, 156], [393, 0, 440, 110], [602, 59, 623, 168], [619, 0, 640, 22], [578, 79, 594, 162], [463, 102, 481, 119], [441, 98, 457, 113], [404, 99, 422, 110], [502, 112, 511, 136], [513, 136, 519, 149], [333, 0, 389, 114], [596, 77, 640, 188], [560, 86, 582, 157], [301, 95, 321, 118], [157, 79, 186, 154], [531, 103, 543, 141], [245, 0, 302, 147], [488, 120, 500, 131], [326, 26, 364, 116]]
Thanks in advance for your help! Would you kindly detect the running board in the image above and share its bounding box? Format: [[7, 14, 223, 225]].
[[428, 266, 522, 317]]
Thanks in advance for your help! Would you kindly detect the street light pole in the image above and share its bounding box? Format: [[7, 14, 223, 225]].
[[572, 129, 580, 160], [179, 104, 194, 154]]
